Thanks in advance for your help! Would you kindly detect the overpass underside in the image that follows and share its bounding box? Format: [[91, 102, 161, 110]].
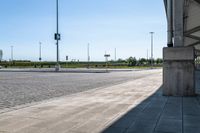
[[163, 0, 200, 96]]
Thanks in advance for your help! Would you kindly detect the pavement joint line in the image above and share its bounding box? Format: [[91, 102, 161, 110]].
[[13, 102, 107, 133], [100, 108, 130, 133], [196, 96, 200, 105], [74, 103, 130, 132], [101, 93, 155, 133], [69, 103, 125, 132], [153, 96, 169, 133], [45, 103, 110, 132], [122, 96, 154, 133]]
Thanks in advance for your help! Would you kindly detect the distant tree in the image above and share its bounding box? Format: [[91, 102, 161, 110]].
[[117, 58, 125, 63], [147, 58, 155, 65], [127, 57, 137, 66], [156, 58, 163, 64], [138, 58, 147, 65]]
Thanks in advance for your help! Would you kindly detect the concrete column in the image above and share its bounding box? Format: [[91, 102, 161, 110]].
[[163, 47, 196, 96], [173, 0, 184, 47], [163, 0, 196, 96], [167, 0, 173, 47]]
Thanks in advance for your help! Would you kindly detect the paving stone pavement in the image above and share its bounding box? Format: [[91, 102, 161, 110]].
[[0, 70, 200, 133], [0, 70, 159, 110]]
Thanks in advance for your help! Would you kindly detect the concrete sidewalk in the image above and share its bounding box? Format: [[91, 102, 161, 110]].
[[0, 71, 199, 133]]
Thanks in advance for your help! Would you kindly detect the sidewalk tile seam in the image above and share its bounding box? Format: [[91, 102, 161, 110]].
[[153, 96, 169, 133], [122, 95, 157, 133]]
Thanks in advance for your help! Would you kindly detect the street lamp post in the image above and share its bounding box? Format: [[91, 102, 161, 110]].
[[114, 48, 117, 61], [39, 42, 42, 62], [39, 42, 42, 68], [104, 52, 110, 72], [150, 32, 154, 67], [87, 43, 90, 69], [55, 0, 61, 71], [11, 46, 13, 62]]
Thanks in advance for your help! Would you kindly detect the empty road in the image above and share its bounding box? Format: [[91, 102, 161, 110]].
[[0, 69, 161, 110]]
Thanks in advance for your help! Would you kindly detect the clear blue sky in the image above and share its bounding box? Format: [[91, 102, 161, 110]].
[[0, 0, 167, 61]]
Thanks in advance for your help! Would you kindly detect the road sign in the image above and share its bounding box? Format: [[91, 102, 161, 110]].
[[54, 33, 61, 40], [104, 54, 110, 57]]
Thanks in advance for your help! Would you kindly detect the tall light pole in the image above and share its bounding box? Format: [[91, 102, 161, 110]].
[[150, 32, 154, 67], [0, 50, 3, 62], [114, 48, 117, 61], [39, 42, 42, 62], [55, 0, 61, 71], [104, 51, 110, 72], [87, 43, 90, 69], [11, 46, 13, 61]]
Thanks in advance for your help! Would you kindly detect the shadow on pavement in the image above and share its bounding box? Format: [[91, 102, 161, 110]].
[[101, 85, 200, 133]]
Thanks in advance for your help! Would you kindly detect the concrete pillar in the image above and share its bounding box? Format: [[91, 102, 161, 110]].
[[163, 47, 196, 96], [167, 0, 173, 47], [173, 0, 184, 47], [163, 0, 196, 96]]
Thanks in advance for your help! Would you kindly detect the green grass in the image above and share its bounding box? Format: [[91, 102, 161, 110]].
[[0, 61, 162, 69]]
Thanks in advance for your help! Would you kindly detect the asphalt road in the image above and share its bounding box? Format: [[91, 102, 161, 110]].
[[0, 69, 161, 110]]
